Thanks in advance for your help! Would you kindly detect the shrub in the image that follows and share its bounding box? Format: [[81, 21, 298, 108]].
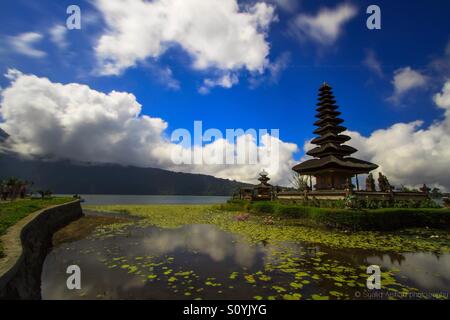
[[250, 202, 276, 214], [220, 199, 249, 211], [275, 205, 309, 218], [313, 208, 450, 231], [220, 199, 449, 231], [365, 199, 381, 209], [419, 198, 441, 208], [257, 202, 449, 231]]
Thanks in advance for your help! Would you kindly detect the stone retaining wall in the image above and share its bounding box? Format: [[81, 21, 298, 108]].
[[0, 200, 82, 300]]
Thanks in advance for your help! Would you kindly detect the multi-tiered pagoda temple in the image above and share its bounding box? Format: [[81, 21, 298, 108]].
[[293, 83, 378, 190], [254, 170, 273, 200]]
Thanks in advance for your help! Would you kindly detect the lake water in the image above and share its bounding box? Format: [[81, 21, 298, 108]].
[[42, 217, 450, 300], [58, 194, 230, 205]]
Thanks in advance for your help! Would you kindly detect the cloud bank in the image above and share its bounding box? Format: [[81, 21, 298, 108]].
[[347, 80, 450, 190], [1, 70, 450, 189], [0, 70, 296, 185], [94, 0, 276, 79]]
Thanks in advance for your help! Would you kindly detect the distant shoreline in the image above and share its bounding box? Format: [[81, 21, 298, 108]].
[[57, 194, 231, 206]]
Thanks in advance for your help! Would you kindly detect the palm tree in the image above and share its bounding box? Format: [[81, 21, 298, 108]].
[[5, 177, 21, 200], [0, 177, 31, 200], [289, 172, 310, 191]]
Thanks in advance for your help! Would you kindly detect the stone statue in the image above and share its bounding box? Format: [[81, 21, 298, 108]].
[[366, 173, 376, 191], [345, 177, 354, 195]]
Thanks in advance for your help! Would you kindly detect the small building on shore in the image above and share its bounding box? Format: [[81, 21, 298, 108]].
[[238, 170, 278, 201], [253, 170, 274, 201]]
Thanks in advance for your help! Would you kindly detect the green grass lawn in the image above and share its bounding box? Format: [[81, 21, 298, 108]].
[[0, 197, 73, 257]]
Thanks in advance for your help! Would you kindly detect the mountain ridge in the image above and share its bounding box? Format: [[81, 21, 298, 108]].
[[0, 151, 251, 196], [0, 128, 8, 142]]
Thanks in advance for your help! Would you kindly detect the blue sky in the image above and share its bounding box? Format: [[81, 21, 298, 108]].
[[1, 0, 450, 188]]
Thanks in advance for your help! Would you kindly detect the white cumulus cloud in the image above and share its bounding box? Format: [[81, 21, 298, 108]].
[[93, 0, 276, 78], [388, 66, 428, 104], [49, 25, 68, 50], [433, 79, 450, 111], [0, 69, 167, 167], [270, 0, 299, 13], [345, 80, 450, 190], [249, 51, 291, 88], [8, 32, 46, 58], [289, 3, 357, 45], [0, 70, 296, 185], [198, 73, 239, 94]]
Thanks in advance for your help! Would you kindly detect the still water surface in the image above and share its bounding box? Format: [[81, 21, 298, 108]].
[[42, 221, 450, 300], [58, 194, 230, 205]]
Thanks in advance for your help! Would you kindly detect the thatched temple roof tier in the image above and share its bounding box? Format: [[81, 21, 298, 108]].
[[306, 143, 357, 158], [315, 110, 341, 118], [311, 132, 351, 145], [313, 124, 347, 135], [316, 99, 337, 106], [293, 155, 378, 175], [313, 116, 344, 126], [316, 104, 339, 112]]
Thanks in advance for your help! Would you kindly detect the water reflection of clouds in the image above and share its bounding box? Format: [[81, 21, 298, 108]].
[[42, 243, 127, 299], [43, 225, 263, 299], [368, 253, 450, 290], [142, 225, 259, 268], [42, 224, 450, 299]]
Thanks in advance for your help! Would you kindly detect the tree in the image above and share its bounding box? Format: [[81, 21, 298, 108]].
[[289, 172, 310, 191], [378, 173, 393, 192], [37, 190, 53, 199], [0, 180, 8, 201], [430, 187, 443, 199], [0, 177, 30, 200], [6, 177, 20, 200]]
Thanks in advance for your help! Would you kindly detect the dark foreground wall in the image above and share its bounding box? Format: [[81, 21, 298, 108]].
[[0, 200, 82, 299]]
